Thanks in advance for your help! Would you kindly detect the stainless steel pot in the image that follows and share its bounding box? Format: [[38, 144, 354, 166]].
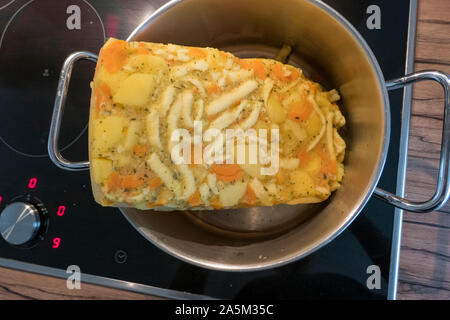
[[49, 0, 450, 271]]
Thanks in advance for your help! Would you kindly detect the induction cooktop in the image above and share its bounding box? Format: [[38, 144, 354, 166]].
[[0, 0, 416, 299]]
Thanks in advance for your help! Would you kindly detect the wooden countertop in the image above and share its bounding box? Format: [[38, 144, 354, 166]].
[[397, 0, 449, 300], [0, 0, 448, 300]]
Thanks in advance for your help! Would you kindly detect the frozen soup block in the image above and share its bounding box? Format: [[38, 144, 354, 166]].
[[89, 38, 346, 210]]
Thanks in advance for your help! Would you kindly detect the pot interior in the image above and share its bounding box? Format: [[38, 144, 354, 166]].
[[120, 0, 388, 270]]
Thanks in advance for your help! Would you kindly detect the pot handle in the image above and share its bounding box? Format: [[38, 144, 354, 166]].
[[374, 70, 450, 213], [48, 51, 98, 171]]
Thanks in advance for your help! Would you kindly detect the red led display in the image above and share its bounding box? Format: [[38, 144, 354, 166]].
[[57, 205, 66, 216], [0, 196, 2, 205], [52, 237, 61, 249], [28, 177, 37, 189]]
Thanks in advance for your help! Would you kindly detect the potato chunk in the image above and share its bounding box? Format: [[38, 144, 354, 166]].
[[96, 67, 128, 95], [115, 153, 133, 168], [92, 158, 113, 184], [290, 170, 315, 197], [219, 182, 247, 207], [127, 55, 168, 74], [267, 94, 286, 123], [92, 116, 127, 155], [113, 73, 154, 107], [304, 111, 322, 138], [285, 119, 307, 141]]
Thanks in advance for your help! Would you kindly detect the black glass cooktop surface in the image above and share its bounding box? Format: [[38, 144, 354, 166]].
[[0, 0, 414, 299]]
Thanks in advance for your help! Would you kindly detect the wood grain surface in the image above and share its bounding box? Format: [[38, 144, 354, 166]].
[[0, 0, 448, 300], [397, 0, 450, 300]]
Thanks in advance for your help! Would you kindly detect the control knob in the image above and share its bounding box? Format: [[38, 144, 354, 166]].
[[0, 202, 42, 246]]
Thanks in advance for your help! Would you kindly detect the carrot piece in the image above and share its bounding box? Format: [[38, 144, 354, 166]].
[[211, 164, 242, 176], [298, 150, 312, 164], [106, 171, 121, 192], [207, 84, 219, 95], [239, 59, 267, 80], [251, 59, 267, 80], [211, 164, 244, 182], [187, 190, 201, 207], [94, 82, 112, 113], [316, 149, 328, 162], [132, 145, 148, 157], [239, 59, 252, 69], [271, 63, 299, 82], [307, 82, 317, 94], [289, 69, 300, 82], [315, 149, 337, 175], [95, 47, 104, 73], [276, 172, 284, 184], [217, 171, 244, 182], [288, 100, 313, 121], [219, 51, 229, 58], [240, 184, 256, 206], [323, 159, 337, 175], [271, 64, 286, 81], [120, 175, 144, 189], [210, 196, 222, 209], [136, 42, 148, 55], [100, 82, 111, 97], [329, 160, 338, 175], [188, 47, 207, 58], [102, 40, 128, 73], [148, 177, 163, 190]]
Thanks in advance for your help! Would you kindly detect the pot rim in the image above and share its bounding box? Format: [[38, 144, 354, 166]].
[[121, 0, 392, 272]]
